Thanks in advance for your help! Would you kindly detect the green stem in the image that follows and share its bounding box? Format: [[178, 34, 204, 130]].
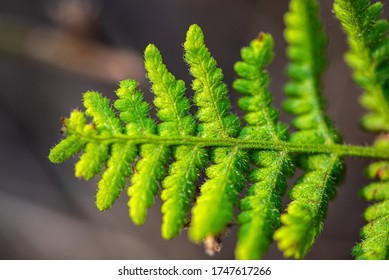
[[72, 131, 389, 159]]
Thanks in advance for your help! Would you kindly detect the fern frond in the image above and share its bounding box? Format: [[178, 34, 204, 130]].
[[144, 44, 196, 137], [334, 0, 389, 260], [184, 24, 249, 242], [144, 43, 208, 237], [49, 91, 140, 211], [114, 79, 169, 225], [48, 20, 389, 259], [282, 0, 333, 141], [83, 91, 139, 210], [334, 0, 389, 131], [74, 92, 123, 205], [184, 24, 240, 138], [233, 33, 294, 260], [274, 0, 345, 259]]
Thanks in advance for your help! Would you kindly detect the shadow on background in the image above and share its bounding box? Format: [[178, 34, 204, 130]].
[[0, 0, 384, 259]]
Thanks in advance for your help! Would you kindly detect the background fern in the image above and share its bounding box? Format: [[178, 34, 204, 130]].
[[274, 0, 345, 259], [334, 0, 389, 259], [47, 1, 389, 260]]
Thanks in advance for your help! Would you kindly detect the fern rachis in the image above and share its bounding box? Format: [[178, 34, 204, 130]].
[[49, 0, 389, 259]]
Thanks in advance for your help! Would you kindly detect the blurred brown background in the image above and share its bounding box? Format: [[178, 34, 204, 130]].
[[0, 0, 386, 259]]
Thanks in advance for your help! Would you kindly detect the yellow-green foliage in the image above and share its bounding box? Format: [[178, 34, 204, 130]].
[[49, 0, 389, 260], [184, 25, 249, 243], [334, 0, 389, 260], [233, 34, 293, 260], [274, 0, 345, 259]]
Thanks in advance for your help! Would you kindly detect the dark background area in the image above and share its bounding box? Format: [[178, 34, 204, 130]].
[[0, 0, 386, 259]]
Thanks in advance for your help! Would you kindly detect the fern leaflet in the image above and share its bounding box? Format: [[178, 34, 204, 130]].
[[144, 43, 208, 238], [184, 24, 249, 242], [274, 0, 345, 259], [334, 0, 389, 260], [233, 33, 294, 260]]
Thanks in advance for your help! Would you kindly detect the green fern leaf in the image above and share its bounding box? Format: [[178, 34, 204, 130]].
[[184, 24, 249, 242], [189, 147, 249, 241], [128, 143, 170, 224], [233, 33, 294, 260], [334, 0, 389, 260], [274, 0, 345, 259], [114, 79, 169, 225], [48, 18, 389, 259], [161, 145, 208, 239], [184, 24, 240, 138], [237, 150, 293, 260], [275, 154, 344, 258], [48, 110, 88, 163], [144, 44, 196, 136], [75, 141, 109, 180], [114, 80, 156, 135], [334, 0, 389, 132], [96, 142, 137, 210], [144, 44, 208, 237], [83, 91, 122, 135], [83, 91, 138, 210], [50, 90, 141, 211]]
